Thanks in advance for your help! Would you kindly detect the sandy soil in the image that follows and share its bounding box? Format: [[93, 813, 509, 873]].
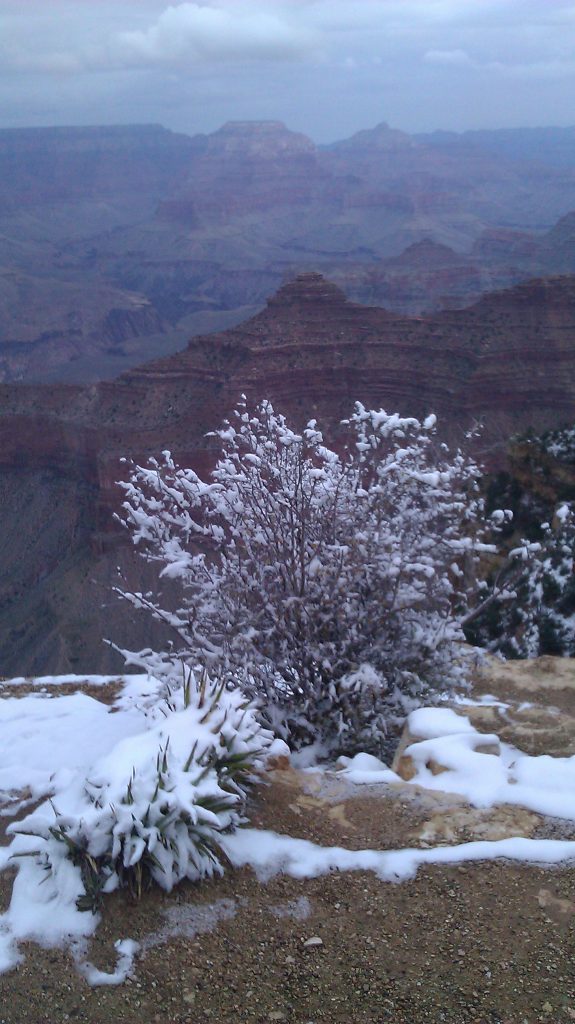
[[1, 658, 575, 1024]]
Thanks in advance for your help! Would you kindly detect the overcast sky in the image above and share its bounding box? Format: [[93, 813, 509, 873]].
[[1, 0, 574, 141]]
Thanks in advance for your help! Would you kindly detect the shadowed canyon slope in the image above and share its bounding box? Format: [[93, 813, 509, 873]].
[[3, 120, 575, 382], [2, 271, 575, 675]]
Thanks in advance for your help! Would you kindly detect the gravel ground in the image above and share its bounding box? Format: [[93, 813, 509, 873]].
[[1, 775, 575, 1024], [1, 664, 575, 1024]]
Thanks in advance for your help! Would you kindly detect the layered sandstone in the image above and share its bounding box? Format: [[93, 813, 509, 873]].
[[4, 120, 575, 384], [159, 120, 328, 223], [2, 272, 575, 673], [2, 271, 575, 508]]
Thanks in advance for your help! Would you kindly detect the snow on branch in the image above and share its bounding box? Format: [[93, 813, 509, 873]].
[[114, 398, 493, 756]]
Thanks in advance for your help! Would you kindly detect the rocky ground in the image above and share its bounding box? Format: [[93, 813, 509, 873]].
[[1, 656, 575, 1024]]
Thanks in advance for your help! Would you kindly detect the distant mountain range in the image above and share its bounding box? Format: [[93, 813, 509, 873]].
[[2, 119, 575, 383]]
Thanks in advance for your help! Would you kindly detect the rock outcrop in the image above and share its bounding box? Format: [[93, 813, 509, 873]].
[[4, 120, 575, 383], [158, 120, 327, 223], [2, 271, 575, 673], [3, 269, 575, 488], [0, 123, 194, 213]]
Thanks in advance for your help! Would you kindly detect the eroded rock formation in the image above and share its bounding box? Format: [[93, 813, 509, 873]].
[[4, 120, 575, 383], [2, 271, 575, 673]]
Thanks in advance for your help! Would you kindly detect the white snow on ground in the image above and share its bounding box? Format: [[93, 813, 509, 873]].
[[397, 707, 575, 820], [453, 692, 510, 709], [337, 707, 575, 821], [0, 834, 99, 972], [0, 691, 150, 804], [222, 829, 575, 882], [334, 752, 398, 785], [0, 671, 272, 977], [1, 678, 575, 980], [0, 678, 155, 974], [408, 706, 477, 737], [73, 938, 140, 987], [0, 674, 127, 689]]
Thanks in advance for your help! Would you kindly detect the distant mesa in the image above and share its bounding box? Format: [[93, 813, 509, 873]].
[[386, 239, 465, 270], [3, 270, 575, 451], [205, 120, 316, 157], [266, 272, 350, 308], [546, 210, 575, 243], [329, 121, 418, 152]]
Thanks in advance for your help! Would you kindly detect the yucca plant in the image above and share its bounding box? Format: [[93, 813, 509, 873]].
[[14, 668, 274, 911]]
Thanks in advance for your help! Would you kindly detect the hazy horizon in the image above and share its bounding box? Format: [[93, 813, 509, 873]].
[[2, 115, 575, 148], [1, 1, 575, 144]]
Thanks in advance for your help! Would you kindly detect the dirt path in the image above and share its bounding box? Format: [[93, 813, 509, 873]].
[[1, 657, 575, 1024], [3, 791, 574, 1024]]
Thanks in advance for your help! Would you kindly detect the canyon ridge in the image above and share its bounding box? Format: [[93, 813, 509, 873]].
[[3, 120, 575, 383], [2, 270, 575, 674]]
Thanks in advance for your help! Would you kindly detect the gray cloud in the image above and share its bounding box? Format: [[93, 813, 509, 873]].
[[425, 49, 474, 68], [425, 48, 575, 81], [112, 4, 317, 67], [0, 2, 317, 76], [1, 0, 574, 137]]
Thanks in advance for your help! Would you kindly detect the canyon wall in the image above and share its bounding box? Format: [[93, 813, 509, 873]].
[[4, 121, 575, 384], [2, 272, 575, 673]]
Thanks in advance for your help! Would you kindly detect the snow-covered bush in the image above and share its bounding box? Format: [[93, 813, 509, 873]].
[[115, 399, 493, 756], [467, 502, 575, 658], [15, 670, 274, 910], [465, 421, 575, 658]]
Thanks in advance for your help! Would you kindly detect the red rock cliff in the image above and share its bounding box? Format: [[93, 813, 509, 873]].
[[2, 272, 575, 673]]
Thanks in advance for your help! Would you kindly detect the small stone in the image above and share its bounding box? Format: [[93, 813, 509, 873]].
[[284, 956, 296, 964], [303, 936, 323, 947], [542, 1003, 553, 1014], [267, 753, 291, 771], [268, 1013, 286, 1021]]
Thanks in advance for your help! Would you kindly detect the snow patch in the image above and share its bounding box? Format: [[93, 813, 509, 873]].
[[0, 691, 149, 804], [399, 708, 575, 821], [222, 829, 575, 883], [335, 752, 397, 785], [2, 679, 575, 981], [141, 900, 237, 952], [269, 896, 311, 921], [0, 671, 270, 976], [408, 706, 476, 738], [75, 938, 140, 987]]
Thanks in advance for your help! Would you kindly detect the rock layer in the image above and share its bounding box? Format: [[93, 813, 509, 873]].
[[4, 120, 575, 382], [2, 271, 575, 504], [2, 271, 575, 672]]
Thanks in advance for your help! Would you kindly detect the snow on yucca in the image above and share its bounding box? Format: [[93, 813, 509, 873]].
[[14, 671, 274, 910], [114, 398, 498, 757]]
